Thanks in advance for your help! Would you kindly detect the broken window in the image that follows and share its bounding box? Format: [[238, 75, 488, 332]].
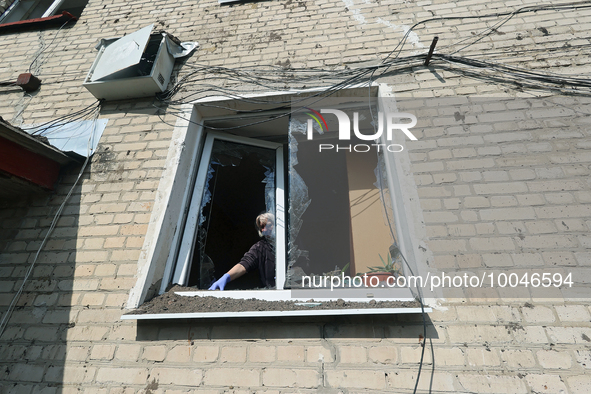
[[0, 0, 89, 24], [169, 104, 404, 293], [171, 132, 286, 290], [126, 86, 420, 309]]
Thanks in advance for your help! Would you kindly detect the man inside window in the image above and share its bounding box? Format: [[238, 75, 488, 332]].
[[209, 213, 275, 290]]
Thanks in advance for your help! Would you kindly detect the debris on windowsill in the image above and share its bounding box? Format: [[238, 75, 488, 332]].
[[126, 285, 421, 315]]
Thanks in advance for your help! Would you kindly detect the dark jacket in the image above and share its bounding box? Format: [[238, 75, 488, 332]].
[[238, 238, 275, 288]]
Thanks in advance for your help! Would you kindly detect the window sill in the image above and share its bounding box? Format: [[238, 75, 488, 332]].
[[122, 307, 430, 320], [0, 11, 76, 32], [121, 287, 430, 320], [175, 288, 417, 301]]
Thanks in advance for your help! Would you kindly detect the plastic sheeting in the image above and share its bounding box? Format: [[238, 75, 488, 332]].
[[285, 117, 313, 287], [374, 150, 403, 275], [286, 107, 401, 287], [22, 119, 108, 158]]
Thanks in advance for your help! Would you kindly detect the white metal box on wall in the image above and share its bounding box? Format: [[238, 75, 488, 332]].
[[83, 24, 197, 101]]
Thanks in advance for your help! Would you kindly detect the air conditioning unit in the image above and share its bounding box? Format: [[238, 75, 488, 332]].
[[83, 24, 197, 101]]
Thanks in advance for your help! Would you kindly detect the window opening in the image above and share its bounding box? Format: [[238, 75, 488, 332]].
[[126, 85, 421, 309], [0, 0, 88, 24], [51, 0, 86, 18], [172, 132, 285, 290], [191, 140, 276, 289]]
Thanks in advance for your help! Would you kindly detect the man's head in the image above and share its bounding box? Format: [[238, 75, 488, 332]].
[[256, 212, 275, 237]]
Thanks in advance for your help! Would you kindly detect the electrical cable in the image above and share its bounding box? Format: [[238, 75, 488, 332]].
[[430, 53, 591, 95], [382, 1, 591, 63], [26, 100, 101, 135], [28, 18, 74, 73]]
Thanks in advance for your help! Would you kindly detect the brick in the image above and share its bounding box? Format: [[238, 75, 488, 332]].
[[501, 349, 536, 368], [338, 346, 366, 363], [512, 252, 544, 266], [66, 326, 110, 342], [47, 365, 96, 384], [387, 370, 455, 392], [568, 375, 591, 394], [575, 350, 591, 369], [546, 327, 591, 345], [166, 345, 192, 363], [368, 346, 398, 364], [464, 196, 490, 208], [525, 374, 568, 393], [524, 221, 557, 234], [89, 344, 115, 360], [482, 253, 514, 267], [456, 306, 497, 322], [94, 264, 117, 277], [536, 350, 572, 369], [447, 325, 512, 344], [516, 234, 578, 249], [400, 346, 432, 364], [474, 182, 528, 195], [555, 305, 591, 322], [510, 169, 536, 180], [249, 345, 276, 362], [115, 344, 142, 362], [277, 345, 304, 362], [150, 367, 203, 386], [220, 346, 247, 363], [95, 367, 148, 384], [306, 346, 334, 363], [469, 237, 515, 251], [142, 345, 167, 362], [66, 346, 90, 362], [480, 207, 535, 221], [456, 374, 527, 393], [325, 370, 386, 390], [193, 346, 219, 363], [466, 348, 500, 366], [423, 211, 459, 224], [521, 306, 556, 323], [203, 368, 259, 387], [262, 368, 319, 388], [428, 239, 468, 252], [8, 364, 44, 382]]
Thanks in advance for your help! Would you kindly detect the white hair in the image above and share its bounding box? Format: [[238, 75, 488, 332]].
[[256, 212, 274, 237]]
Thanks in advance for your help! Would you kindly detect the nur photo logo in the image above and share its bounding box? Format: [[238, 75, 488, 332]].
[[303, 107, 419, 152]]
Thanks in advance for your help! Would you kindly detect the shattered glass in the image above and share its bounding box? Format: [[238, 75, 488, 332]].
[[286, 103, 401, 288], [285, 121, 312, 287], [374, 151, 404, 277]]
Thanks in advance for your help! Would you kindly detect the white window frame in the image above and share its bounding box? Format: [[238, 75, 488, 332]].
[[170, 131, 286, 290], [126, 84, 433, 313]]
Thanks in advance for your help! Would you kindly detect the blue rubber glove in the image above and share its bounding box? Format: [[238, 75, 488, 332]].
[[209, 273, 231, 290]]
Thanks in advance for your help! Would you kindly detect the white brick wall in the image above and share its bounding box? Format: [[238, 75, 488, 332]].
[[1, 0, 591, 392]]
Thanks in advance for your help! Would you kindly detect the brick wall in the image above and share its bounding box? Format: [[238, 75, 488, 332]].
[[1, 0, 590, 392]]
